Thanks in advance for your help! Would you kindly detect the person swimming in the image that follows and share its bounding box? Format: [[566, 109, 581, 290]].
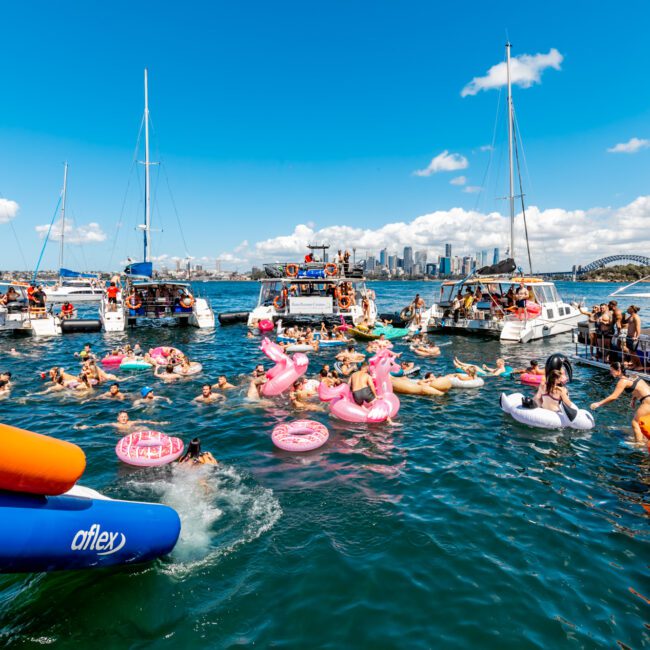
[[155, 363, 181, 382], [213, 375, 236, 391], [178, 438, 218, 465], [194, 384, 225, 404], [98, 382, 126, 400], [247, 364, 267, 400], [134, 386, 172, 406], [512, 359, 544, 376]]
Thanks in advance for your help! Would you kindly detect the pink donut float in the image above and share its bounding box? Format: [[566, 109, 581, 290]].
[[102, 354, 125, 366], [115, 430, 184, 467], [272, 420, 329, 452], [259, 319, 274, 333]]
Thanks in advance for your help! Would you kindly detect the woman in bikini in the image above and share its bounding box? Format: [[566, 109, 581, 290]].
[[591, 361, 650, 444], [533, 369, 578, 413]]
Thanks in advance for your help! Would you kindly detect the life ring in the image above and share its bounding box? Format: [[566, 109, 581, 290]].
[[126, 295, 142, 310], [286, 263, 299, 277], [115, 430, 184, 467], [271, 420, 329, 452], [259, 319, 274, 332], [180, 294, 195, 308], [324, 262, 338, 276], [273, 296, 285, 310], [338, 295, 351, 309]]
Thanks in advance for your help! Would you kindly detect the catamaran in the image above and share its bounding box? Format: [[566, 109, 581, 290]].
[[0, 282, 62, 336], [247, 244, 377, 328], [415, 43, 584, 343], [46, 163, 104, 303], [99, 70, 214, 333]]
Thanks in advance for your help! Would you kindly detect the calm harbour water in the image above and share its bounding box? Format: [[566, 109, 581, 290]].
[[0, 280, 649, 649]]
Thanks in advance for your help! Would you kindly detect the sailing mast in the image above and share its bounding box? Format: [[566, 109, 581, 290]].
[[506, 42, 515, 263], [143, 68, 151, 263], [58, 162, 69, 280]]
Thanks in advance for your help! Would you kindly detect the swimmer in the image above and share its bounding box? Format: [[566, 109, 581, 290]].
[[289, 379, 323, 411], [0, 371, 12, 386], [336, 345, 365, 364], [134, 386, 172, 406], [155, 363, 181, 382], [75, 410, 169, 432], [247, 365, 267, 400], [178, 437, 218, 465], [194, 384, 225, 404], [0, 379, 10, 399], [98, 382, 126, 400], [213, 375, 236, 391], [512, 359, 544, 376], [74, 343, 95, 360]]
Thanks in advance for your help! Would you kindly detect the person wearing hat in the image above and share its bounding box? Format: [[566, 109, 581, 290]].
[[134, 386, 172, 407]]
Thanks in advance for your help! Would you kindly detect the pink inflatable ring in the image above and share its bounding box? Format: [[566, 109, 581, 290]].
[[115, 430, 184, 467], [272, 420, 329, 452], [520, 372, 544, 386], [259, 319, 274, 333]]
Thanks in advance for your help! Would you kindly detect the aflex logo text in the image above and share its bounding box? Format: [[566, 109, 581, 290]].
[[70, 524, 126, 556]]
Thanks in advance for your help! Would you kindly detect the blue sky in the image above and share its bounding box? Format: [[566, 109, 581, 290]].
[[1, 0, 650, 272]]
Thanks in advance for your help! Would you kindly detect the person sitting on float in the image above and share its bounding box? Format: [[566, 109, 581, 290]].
[[178, 438, 218, 465], [534, 369, 578, 413]]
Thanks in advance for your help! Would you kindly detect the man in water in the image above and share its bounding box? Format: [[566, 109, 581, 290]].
[[0, 371, 12, 387], [350, 362, 378, 406], [194, 384, 225, 404], [134, 386, 172, 406], [247, 364, 267, 400], [75, 343, 94, 360], [98, 382, 126, 400], [213, 375, 236, 391], [336, 345, 364, 364]]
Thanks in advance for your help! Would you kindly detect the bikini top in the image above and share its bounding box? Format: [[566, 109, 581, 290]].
[[624, 377, 640, 394]]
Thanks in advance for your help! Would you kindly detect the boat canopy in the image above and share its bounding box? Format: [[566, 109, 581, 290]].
[[59, 268, 98, 279], [124, 262, 153, 278]]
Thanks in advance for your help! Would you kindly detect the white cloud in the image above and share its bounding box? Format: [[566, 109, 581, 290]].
[[414, 150, 469, 177], [216, 252, 246, 264], [245, 195, 650, 272], [234, 240, 249, 253], [450, 176, 467, 186], [607, 137, 650, 154], [0, 198, 19, 224], [462, 186, 482, 193], [35, 220, 106, 244], [461, 48, 563, 97]]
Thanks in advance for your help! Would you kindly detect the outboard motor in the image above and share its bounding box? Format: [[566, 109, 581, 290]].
[[545, 353, 573, 383]]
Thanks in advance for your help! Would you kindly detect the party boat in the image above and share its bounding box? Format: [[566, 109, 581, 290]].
[[247, 244, 377, 328], [99, 70, 214, 333], [417, 43, 583, 343]]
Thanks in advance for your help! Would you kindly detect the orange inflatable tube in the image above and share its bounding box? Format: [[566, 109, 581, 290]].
[[0, 423, 86, 495], [640, 416, 650, 442]]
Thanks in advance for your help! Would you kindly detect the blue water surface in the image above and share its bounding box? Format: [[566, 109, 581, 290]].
[[0, 281, 648, 649]]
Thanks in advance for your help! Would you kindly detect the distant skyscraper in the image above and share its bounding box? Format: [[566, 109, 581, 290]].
[[388, 255, 397, 272], [415, 250, 427, 266], [403, 246, 413, 273], [426, 263, 437, 277], [379, 248, 388, 267], [439, 257, 452, 276], [462, 256, 473, 276], [445, 243, 452, 258], [493, 247, 500, 264], [366, 256, 376, 271]]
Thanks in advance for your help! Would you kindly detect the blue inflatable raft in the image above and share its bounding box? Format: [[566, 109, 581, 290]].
[[0, 485, 181, 573]]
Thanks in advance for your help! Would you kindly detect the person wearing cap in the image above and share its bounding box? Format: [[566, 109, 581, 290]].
[[134, 386, 172, 407]]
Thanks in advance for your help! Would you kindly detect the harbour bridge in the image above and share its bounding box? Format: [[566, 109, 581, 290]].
[[543, 254, 650, 278]]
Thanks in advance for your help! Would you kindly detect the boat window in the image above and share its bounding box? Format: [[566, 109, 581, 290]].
[[531, 286, 546, 304], [549, 285, 560, 303], [439, 285, 455, 305]]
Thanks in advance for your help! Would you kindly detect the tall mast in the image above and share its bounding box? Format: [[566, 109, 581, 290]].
[[59, 162, 69, 277], [506, 42, 515, 262], [143, 68, 151, 263]]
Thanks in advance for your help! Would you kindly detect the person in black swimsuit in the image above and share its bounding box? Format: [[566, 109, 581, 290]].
[[350, 362, 377, 405], [591, 361, 650, 444]]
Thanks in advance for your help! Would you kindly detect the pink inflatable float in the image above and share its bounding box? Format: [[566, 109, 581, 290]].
[[259, 319, 274, 333], [101, 354, 125, 366], [520, 372, 544, 386], [149, 346, 183, 366], [515, 301, 542, 320], [260, 338, 309, 397], [272, 420, 329, 452], [115, 430, 184, 467], [318, 349, 400, 423]]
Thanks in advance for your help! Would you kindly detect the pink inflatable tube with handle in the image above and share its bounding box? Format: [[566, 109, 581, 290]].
[[260, 338, 309, 397]]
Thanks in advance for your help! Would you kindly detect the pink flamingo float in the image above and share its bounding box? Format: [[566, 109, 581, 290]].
[[260, 338, 309, 397], [318, 349, 400, 423]]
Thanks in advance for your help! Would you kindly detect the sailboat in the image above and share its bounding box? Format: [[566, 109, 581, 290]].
[[46, 163, 104, 303], [417, 42, 584, 343], [99, 70, 215, 333]]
